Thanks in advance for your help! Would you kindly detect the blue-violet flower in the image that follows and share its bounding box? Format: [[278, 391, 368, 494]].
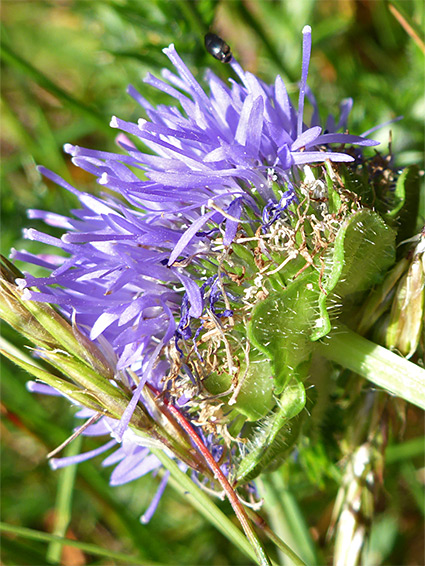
[[13, 25, 379, 521]]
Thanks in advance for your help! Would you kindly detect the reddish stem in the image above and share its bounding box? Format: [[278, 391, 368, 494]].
[[146, 384, 271, 566]]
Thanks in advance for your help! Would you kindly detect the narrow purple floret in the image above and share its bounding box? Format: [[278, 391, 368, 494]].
[[140, 470, 170, 524], [15, 26, 379, 521]]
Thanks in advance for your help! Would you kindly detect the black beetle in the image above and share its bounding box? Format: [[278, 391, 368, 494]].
[[204, 33, 232, 63]]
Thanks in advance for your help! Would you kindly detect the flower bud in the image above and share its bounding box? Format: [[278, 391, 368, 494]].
[[385, 240, 424, 358]]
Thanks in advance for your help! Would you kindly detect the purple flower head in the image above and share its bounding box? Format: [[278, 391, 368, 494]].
[[13, 26, 379, 519], [15, 26, 376, 372]]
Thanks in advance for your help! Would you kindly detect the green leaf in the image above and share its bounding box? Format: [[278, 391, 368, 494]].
[[204, 349, 275, 421], [318, 325, 425, 410], [231, 353, 275, 420], [236, 380, 306, 484], [0, 347, 104, 413], [386, 166, 410, 219], [18, 293, 114, 380], [393, 165, 421, 243], [0, 522, 151, 565], [338, 164, 374, 206], [248, 271, 319, 394], [388, 1, 425, 52], [325, 163, 342, 214], [260, 472, 319, 566], [312, 209, 396, 340]]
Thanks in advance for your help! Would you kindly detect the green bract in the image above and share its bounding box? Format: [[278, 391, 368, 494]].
[[202, 159, 409, 481], [313, 209, 396, 340]]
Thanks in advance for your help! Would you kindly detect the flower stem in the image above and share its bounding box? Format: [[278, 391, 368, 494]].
[[246, 505, 309, 566], [318, 325, 425, 410], [150, 448, 261, 564], [146, 384, 273, 565], [46, 435, 82, 563], [160, 396, 273, 566]]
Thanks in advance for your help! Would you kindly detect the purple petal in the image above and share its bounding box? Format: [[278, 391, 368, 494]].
[[291, 126, 322, 151], [168, 210, 216, 266], [50, 439, 116, 469], [235, 95, 264, 157], [223, 198, 242, 246], [27, 381, 61, 396], [336, 98, 353, 130], [361, 116, 403, 137], [114, 340, 165, 440], [175, 272, 203, 317], [291, 151, 355, 165], [109, 452, 161, 485], [140, 470, 170, 523], [305, 133, 379, 148], [297, 25, 312, 137]]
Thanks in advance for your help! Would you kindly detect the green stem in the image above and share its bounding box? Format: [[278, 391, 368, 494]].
[[258, 473, 316, 566], [150, 447, 262, 565], [318, 325, 425, 410], [161, 398, 272, 566], [46, 436, 82, 564], [0, 522, 151, 565], [246, 506, 308, 566]]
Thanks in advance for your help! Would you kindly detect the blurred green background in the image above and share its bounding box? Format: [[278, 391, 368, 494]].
[[1, 1, 424, 564]]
